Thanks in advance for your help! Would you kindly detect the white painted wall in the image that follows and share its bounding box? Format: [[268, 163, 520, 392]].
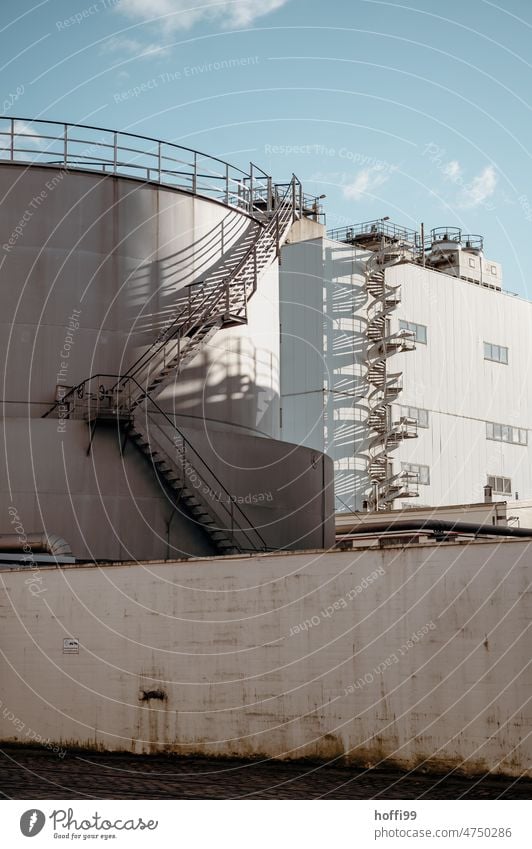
[[389, 263, 532, 508], [279, 239, 325, 451], [280, 238, 532, 512], [280, 238, 370, 510], [158, 260, 282, 440], [1, 540, 530, 776]]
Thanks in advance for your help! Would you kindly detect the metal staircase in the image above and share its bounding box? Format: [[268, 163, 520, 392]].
[[364, 243, 419, 510], [128, 402, 267, 554], [113, 176, 302, 411], [45, 375, 269, 554], [45, 175, 305, 552]]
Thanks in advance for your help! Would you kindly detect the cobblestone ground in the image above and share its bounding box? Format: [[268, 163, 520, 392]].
[[1, 747, 530, 799]]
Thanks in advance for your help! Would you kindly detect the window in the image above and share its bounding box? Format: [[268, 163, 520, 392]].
[[401, 462, 430, 485], [399, 319, 427, 344], [487, 475, 512, 495], [484, 342, 508, 364], [486, 421, 528, 445], [399, 404, 429, 428], [468, 257, 476, 268], [491, 265, 497, 275]]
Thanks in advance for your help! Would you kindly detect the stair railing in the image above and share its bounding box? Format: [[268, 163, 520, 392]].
[[112, 176, 301, 399], [43, 373, 270, 553]]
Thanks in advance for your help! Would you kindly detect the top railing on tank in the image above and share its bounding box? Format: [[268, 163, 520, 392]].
[[328, 219, 419, 246], [0, 117, 283, 218]]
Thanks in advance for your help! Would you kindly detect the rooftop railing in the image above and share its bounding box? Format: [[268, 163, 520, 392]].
[[328, 219, 419, 246], [0, 118, 286, 218], [328, 220, 486, 257]]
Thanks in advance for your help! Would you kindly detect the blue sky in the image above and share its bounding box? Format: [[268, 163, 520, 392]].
[[2, 0, 532, 295]]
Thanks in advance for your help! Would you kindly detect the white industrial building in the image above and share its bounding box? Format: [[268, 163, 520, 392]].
[[280, 221, 532, 512]]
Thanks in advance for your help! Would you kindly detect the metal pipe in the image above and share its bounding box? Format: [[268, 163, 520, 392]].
[[0, 533, 72, 556], [338, 519, 532, 539]]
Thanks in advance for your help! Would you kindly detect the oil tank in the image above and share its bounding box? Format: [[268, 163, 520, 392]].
[[0, 119, 334, 560]]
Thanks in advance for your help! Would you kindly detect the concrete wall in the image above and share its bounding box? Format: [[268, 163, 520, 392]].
[[1, 540, 530, 777]]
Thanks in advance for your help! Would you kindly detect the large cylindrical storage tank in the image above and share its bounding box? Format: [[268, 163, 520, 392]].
[[0, 122, 334, 560]]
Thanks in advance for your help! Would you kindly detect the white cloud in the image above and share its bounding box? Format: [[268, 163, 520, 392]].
[[342, 166, 390, 201], [0, 122, 46, 154], [458, 165, 497, 208], [14, 122, 45, 148], [443, 159, 462, 182], [101, 35, 171, 57], [116, 0, 290, 32]]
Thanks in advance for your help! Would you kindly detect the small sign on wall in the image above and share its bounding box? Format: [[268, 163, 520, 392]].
[[63, 638, 79, 654]]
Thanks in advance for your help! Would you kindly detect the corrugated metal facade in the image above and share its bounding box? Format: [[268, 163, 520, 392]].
[[280, 237, 532, 511]]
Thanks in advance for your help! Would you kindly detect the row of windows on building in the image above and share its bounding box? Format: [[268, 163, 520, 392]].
[[398, 320, 509, 365], [399, 404, 429, 428], [399, 320, 427, 344], [486, 421, 528, 445], [397, 407, 527, 446], [401, 463, 513, 495]]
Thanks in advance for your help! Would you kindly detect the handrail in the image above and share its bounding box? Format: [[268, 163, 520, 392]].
[[116, 177, 298, 393], [123, 211, 249, 339], [0, 117, 284, 218], [43, 373, 270, 553], [328, 220, 419, 244]]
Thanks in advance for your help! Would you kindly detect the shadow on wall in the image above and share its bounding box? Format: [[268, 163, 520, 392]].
[[324, 246, 370, 512], [0, 417, 218, 562], [0, 351, 331, 559], [154, 335, 280, 439], [122, 209, 253, 345], [0, 175, 253, 414], [141, 415, 336, 554]]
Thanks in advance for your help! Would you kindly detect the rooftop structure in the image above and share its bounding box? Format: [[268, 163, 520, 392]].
[[280, 218, 528, 512]]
